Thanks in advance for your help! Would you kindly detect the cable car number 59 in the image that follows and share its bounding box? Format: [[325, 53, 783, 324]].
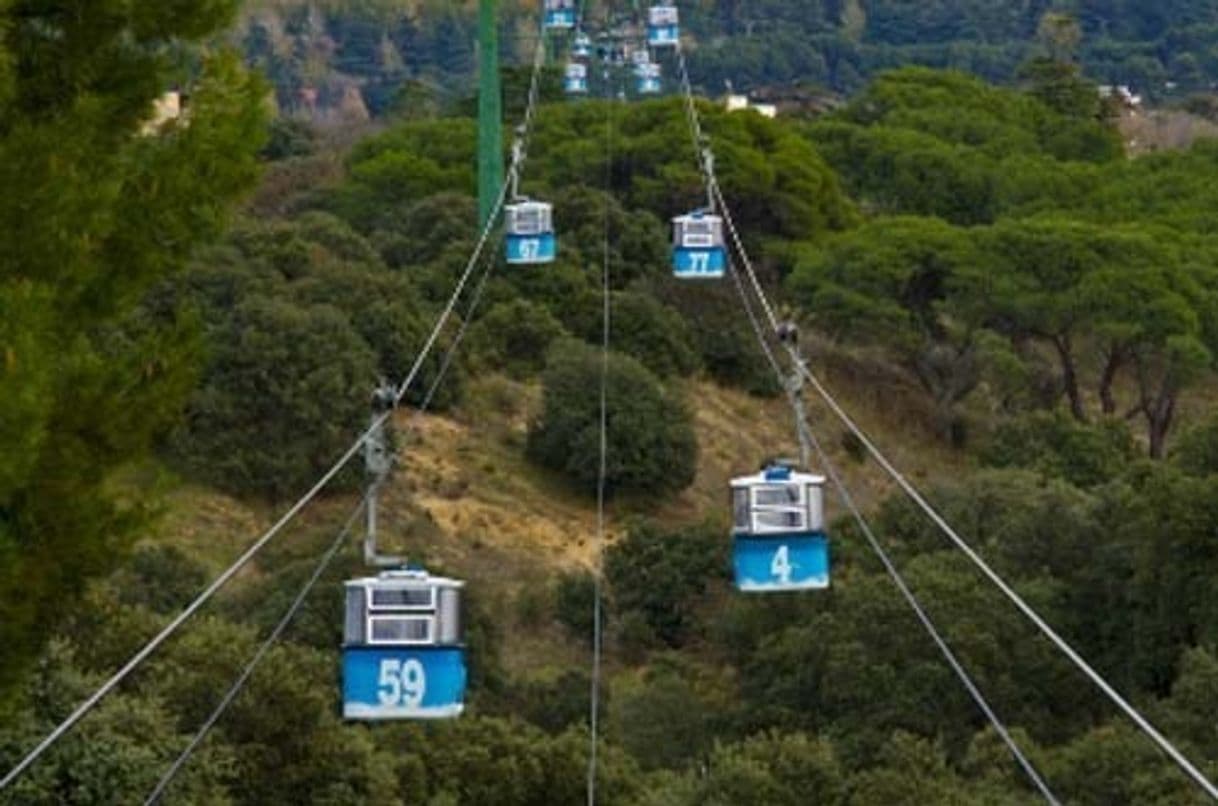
[[378, 658, 426, 707]]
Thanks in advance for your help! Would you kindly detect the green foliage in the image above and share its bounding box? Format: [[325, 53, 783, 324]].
[[0, 0, 266, 700], [169, 296, 376, 499], [982, 410, 1137, 487], [468, 299, 567, 380], [528, 340, 697, 498], [605, 521, 724, 647], [1173, 412, 1218, 476]]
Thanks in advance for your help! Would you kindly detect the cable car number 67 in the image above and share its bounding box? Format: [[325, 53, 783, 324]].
[[378, 658, 426, 707]]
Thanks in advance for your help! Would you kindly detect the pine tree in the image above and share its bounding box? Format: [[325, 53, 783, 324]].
[[0, 0, 267, 703]]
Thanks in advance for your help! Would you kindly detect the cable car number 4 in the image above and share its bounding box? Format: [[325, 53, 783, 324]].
[[378, 658, 426, 708], [771, 544, 793, 584]]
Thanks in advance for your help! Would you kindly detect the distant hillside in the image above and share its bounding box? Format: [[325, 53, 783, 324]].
[[234, 0, 1218, 123]]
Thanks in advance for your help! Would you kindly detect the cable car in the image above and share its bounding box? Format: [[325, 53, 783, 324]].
[[731, 464, 830, 593], [672, 210, 726, 278], [572, 32, 593, 59], [342, 569, 467, 719], [647, 4, 679, 47], [636, 62, 662, 95], [544, 0, 577, 30], [564, 62, 589, 95], [505, 199, 557, 264]]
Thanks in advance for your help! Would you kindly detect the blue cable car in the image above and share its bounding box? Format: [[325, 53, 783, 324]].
[[564, 62, 589, 95], [572, 32, 593, 59], [505, 199, 557, 264], [342, 569, 467, 720], [647, 4, 679, 47], [731, 464, 830, 593], [672, 210, 726, 278], [544, 0, 577, 30], [636, 61, 662, 95]]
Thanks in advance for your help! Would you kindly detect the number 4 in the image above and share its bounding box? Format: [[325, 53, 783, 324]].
[[771, 545, 792, 584]]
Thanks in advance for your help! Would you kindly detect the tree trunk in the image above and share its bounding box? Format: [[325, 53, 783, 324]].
[[1147, 390, 1176, 460], [1099, 348, 1125, 416], [1053, 334, 1086, 421]]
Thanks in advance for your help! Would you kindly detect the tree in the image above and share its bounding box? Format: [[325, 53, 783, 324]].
[[0, 0, 266, 700], [605, 521, 724, 647], [170, 297, 377, 499], [527, 340, 698, 497]]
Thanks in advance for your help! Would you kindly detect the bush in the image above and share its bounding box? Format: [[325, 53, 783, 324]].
[[605, 521, 724, 647], [527, 340, 698, 497], [570, 293, 700, 379], [468, 299, 566, 379], [170, 296, 377, 498], [554, 571, 598, 644], [980, 410, 1136, 487], [1173, 413, 1218, 477]]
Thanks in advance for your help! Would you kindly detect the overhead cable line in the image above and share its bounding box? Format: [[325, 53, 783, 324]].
[[704, 152, 1218, 802], [144, 216, 509, 803], [0, 40, 551, 789], [144, 497, 368, 805], [726, 260, 1060, 804], [586, 45, 617, 806]]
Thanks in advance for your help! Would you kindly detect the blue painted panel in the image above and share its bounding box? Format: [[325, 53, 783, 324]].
[[648, 24, 679, 46], [733, 534, 830, 593], [506, 232, 557, 264], [638, 78, 661, 94], [343, 646, 466, 720], [672, 246, 727, 279], [545, 10, 577, 29], [565, 79, 588, 94]]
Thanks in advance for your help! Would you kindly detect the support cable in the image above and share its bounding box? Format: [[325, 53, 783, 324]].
[[709, 158, 1218, 802], [143, 497, 367, 805], [143, 206, 507, 803], [0, 47, 550, 790], [586, 55, 616, 806], [726, 262, 1059, 803]]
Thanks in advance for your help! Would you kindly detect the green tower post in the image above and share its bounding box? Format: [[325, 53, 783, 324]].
[[478, 0, 504, 230]]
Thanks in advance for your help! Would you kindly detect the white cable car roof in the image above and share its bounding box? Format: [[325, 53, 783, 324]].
[[346, 569, 465, 589], [731, 465, 825, 489]]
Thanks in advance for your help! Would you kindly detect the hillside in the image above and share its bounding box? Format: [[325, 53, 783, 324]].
[[9, 3, 1218, 800], [235, 0, 1218, 123]]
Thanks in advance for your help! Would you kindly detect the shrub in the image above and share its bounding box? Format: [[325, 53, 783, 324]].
[[1173, 413, 1218, 477], [605, 521, 724, 647], [570, 293, 700, 379], [981, 410, 1136, 487], [468, 299, 566, 379], [170, 296, 377, 498], [527, 340, 698, 496]]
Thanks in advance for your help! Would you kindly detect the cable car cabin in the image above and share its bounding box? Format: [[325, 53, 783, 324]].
[[636, 62, 662, 95], [544, 0, 577, 30], [505, 200, 557, 264], [572, 32, 592, 59], [672, 211, 726, 279], [731, 465, 830, 593], [647, 4, 679, 47], [342, 569, 466, 720], [564, 62, 589, 95]]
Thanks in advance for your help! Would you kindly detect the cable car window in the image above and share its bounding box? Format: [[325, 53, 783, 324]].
[[650, 6, 678, 25], [370, 587, 435, 610], [753, 509, 806, 532], [733, 489, 750, 530], [754, 485, 803, 507], [369, 615, 434, 644]]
